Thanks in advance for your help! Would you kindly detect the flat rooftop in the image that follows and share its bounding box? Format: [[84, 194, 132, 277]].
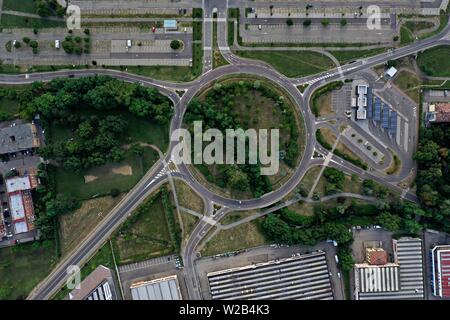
[[207, 251, 333, 300], [130, 275, 181, 300], [6, 176, 32, 194], [0, 123, 40, 155]]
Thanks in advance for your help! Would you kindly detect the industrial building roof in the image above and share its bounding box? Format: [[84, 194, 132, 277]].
[[356, 238, 425, 300], [355, 264, 400, 293], [431, 245, 450, 298], [207, 251, 333, 300], [131, 275, 181, 300]]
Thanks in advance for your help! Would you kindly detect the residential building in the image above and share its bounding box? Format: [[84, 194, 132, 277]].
[[5, 175, 38, 234], [428, 103, 450, 123], [0, 122, 41, 157]]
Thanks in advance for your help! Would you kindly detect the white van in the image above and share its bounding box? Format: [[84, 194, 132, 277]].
[[127, 39, 132, 48], [55, 40, 60, 49]]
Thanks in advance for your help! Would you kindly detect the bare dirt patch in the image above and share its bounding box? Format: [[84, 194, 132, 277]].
[[84, 175, 98, 183], [112, 165, 133, 176]]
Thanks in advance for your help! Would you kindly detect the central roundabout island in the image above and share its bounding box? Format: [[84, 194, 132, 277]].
[[181, 75, 306, 200]]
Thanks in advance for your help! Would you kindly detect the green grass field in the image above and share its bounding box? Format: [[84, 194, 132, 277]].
[[201, 218, 267, 256], [400, 26, 414, 45], [236, 51, 335, 77], [113, 193, 175, 264], [0, 97, 20, 114], [0, 241, 57, 299], [417, 45, 450, 77], [109, 66, 197, 82], [393, 70, 421, 103], [52, 148, 158, 200], [331, 48, 387, 64], [0, 14, 65, 29], [403, 21, 435, 34], [2, 0, 37, 14]]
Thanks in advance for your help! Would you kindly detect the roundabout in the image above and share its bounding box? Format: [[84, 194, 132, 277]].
[[15, 13, 450, 300]]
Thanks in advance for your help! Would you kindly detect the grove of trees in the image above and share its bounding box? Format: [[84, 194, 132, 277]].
[[21, 76, 173, 173], [184, 80, 300, 197]]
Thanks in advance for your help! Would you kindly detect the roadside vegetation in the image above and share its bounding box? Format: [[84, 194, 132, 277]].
[[316, 128, 368, 170], [310, 81, 343, 117], [112, 189, 179, 264], [235, 51, 335, 78], [330, 48, 387, 64], [201, 218, 267, 256], [417, 45, 450, 77]]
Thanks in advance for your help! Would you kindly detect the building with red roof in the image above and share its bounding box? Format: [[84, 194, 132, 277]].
[[431, 245, 450, 298]]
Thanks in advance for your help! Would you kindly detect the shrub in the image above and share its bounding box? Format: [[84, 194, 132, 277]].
[[170, 39, 182, 50]]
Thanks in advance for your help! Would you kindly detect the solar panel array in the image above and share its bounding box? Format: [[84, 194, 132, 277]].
[[389, 111, 398, 136], [371, 95, 398, 137], [207, 251, 334, 300], [374, 97, 382, 121], [367, 87, 373, 119], [382, 104, 390, 129]]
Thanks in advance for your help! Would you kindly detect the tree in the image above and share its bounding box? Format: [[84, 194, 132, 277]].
[[286, 18, 294, 26], [46, 193, 80, 217], [321, 19, 330, 27], [262, 214, 293, 244], [14, 41, 21, 49], [36, 0, 52, 17], [340, 19, 347, 26], [303, 19, 312, 27], [377, 211, 401, 231], [414, 141, 440, 163], [84, 28, 90, 35], [29, 40, 38, 49], [22, 37, 31, 44], [110, 188, 120, 197], [170, 39, 182, 50]]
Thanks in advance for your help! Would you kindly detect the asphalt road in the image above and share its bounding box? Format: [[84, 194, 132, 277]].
[[8, 2, 449, 300]]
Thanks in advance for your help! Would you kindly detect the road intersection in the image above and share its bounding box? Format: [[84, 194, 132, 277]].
[[1, 1, 446, 300]]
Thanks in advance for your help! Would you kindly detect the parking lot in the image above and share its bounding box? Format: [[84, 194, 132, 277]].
[[118, 254, 188, 300]]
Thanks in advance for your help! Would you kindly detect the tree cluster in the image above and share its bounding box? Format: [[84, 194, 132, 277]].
[[414, 123, 450, 231], [184, 80, 301, 197], [20, 76, 173, 172]]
